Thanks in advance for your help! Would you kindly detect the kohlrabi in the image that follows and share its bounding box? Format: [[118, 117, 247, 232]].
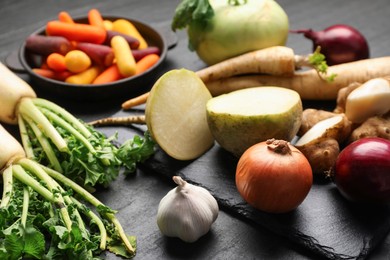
[[172, 0, 289, 65]]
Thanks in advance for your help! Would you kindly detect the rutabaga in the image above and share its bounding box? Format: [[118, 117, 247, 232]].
[[157, 176, 219, 243]]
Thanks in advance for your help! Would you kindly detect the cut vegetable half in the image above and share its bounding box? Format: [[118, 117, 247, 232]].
[[145, 69, 214, 160], [345, 78, 390, 123]]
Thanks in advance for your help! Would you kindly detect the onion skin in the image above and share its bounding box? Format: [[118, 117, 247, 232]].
[[292, 24, 369, 65], [334, 137, 390, 204], [235, 139, 313, 213]]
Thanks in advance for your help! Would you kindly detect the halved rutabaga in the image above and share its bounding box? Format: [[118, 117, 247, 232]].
[[295, 114, 352, 176], [0, 62, 36, 124], [145, 69, 214, 160], [345, 78, 390, 123], [0, 124, 25, 170], [206, 87, 302, 157]]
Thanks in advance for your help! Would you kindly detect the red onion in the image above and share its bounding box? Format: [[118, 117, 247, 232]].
[[334, 137, 390, 204], [291, 24, 370, 65]]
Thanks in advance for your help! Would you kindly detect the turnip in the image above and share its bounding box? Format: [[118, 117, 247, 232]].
[[0, 62, 155, 188], [172, 0, 289, 65]]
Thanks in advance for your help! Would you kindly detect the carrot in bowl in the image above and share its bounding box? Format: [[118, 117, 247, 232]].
[[46, 21, 107, 44]]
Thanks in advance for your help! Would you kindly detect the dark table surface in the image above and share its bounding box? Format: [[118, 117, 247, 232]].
[[1, 0, 390, 259]]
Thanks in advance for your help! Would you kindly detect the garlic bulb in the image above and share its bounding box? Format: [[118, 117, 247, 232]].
[[156, 176, 219, 243]]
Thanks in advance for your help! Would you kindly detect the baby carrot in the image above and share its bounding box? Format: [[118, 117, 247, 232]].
[[33, 68, 72, 81], [103, 20, 113, 30], [46, 21, 107, 44], [64, 50, 91, 73], [65, 66, 101, 84], [88, 8, 105, 29], [92, 64, 122, 84], [46, 53, 67, 72], [111, 35, 136, 77], [135, 53, 160, 75], [58, 11, 75, 24], [112, 19, 148, 49]]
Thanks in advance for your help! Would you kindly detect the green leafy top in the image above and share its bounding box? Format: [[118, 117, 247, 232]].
[[308, 46, 337, 82], [171, 0, 214, 31]]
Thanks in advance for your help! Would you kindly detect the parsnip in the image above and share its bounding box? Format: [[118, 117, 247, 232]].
[[0, 62, 36, 124], [205, 57, 390, 99]]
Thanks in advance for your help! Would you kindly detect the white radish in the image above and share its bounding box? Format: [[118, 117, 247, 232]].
[[0, 62, 36, 124], [0, 124, 25, 170]]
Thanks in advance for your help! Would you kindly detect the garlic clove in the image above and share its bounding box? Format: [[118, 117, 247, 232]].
[[157, 176, 219, 243]]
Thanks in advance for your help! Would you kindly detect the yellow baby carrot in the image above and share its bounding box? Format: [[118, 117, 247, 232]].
[[112, 19, 148, 49], [111, 35, 136, 77]]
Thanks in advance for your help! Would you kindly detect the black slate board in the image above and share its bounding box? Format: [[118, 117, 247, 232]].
[[142, 142, 390, 260]]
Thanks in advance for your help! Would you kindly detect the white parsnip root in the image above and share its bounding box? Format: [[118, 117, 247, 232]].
[[205, 57, 390, 99]]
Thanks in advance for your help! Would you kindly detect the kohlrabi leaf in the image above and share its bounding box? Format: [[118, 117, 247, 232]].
[[171, 0, 214, 31]]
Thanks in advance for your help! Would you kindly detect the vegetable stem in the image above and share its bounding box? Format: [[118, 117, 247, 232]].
[[0, 167, 13, 208], [33, 98, 92, 138], [18, 98, 68, 152], [21, 186, 30, 227], [21, 115, 63, 172]]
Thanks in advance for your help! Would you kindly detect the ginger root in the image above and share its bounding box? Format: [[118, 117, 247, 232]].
[[298, 109, 340, 136]]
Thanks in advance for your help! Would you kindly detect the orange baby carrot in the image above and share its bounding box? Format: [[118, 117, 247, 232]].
[[46, 53, 67, 72], [135, 53, 159, 75], [58, 11, 75, 24], [46, 21, 107, 44], [88, 8, 105, 29], [33, 68, 73, 81], [92, 64, 122, 84]]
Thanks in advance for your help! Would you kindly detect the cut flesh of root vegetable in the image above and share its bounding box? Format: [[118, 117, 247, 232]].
[[295, 115, 347, 147], [345, 78, 390, 123], [145, 69, 214, 160]]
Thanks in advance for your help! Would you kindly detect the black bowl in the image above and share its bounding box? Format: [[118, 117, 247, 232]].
[[19, 16, 168, 101]]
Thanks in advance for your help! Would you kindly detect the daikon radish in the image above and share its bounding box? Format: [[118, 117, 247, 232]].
[[0, 62, 36, 124]]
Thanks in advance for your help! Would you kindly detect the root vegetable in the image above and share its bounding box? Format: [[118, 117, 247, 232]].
[[105, 30, 140, 49], [65, 65, 100, 84], [111, 35, 137, 77], [145, 69, 214, 160], [89, 115, 146, 126], [348, 116, 390, 143], [0, 62, 37, 124], [0, 124, 136, 258], [0, 62, 155, 187], [64, 49, 92, 73], [295, 114, 352, 176], [333, 82, 362, 113], [111, 18, 148, 49], [205, 57, 390, 99], [131, 46, 161, 61], [196, 46, 329, 83], [75, 42, 115, 67], [122, 92, 149, 110], [344, 78, 390, 123], [25, 35, 72, 56], [46, 20, 107, 44], [206, 87, 302, 157], [299, 109, 340, 136]]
